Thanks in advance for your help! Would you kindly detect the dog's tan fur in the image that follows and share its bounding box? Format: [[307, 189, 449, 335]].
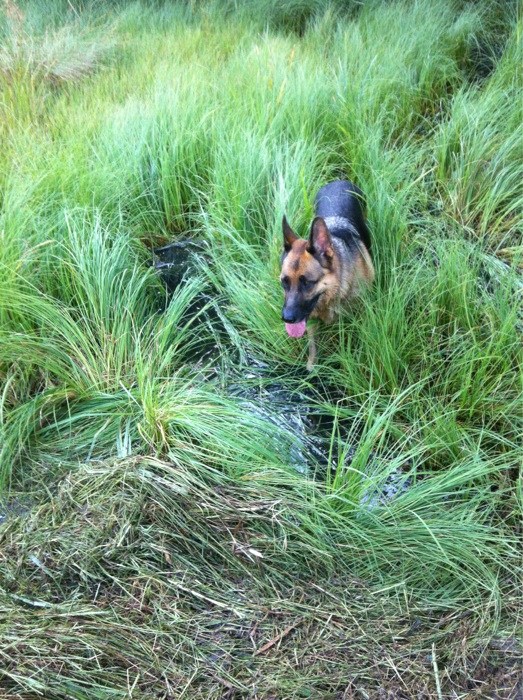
[[280, 218, 374, 370]]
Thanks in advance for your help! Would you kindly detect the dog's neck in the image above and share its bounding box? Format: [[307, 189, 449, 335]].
[[330, 237, 351, 297]]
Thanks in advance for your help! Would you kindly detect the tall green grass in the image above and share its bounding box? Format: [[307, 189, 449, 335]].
[[0, 0, 521, 696]]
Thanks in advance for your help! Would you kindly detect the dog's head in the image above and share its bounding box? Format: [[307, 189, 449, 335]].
[[280, 215, 336, 338]]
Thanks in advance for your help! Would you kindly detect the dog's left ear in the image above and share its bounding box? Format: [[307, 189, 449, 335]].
[[308, 217, 333, 260]]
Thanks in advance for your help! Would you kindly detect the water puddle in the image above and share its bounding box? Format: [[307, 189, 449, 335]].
[[154, 240, 412, 507]]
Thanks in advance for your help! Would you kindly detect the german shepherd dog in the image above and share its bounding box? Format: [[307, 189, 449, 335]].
[[280, 180, 375, 370]]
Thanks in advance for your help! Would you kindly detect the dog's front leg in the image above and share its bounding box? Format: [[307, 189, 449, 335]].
[[306, 325, 317, 371]]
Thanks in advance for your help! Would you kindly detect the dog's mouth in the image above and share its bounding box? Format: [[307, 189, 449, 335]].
[[282, 294, 322, 339], [285, 320, 307, 338], [282, 293, 322, 339]]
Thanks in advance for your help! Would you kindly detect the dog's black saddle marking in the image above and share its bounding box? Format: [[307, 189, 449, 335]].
[[314, 180, 371, 251]]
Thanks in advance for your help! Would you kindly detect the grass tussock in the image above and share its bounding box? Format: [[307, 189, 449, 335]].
[[0, 0, 521, 696], [0, 0, 115, 83], [0, 0, 115, 135]]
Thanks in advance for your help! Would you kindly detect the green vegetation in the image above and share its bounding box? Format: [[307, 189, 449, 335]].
[[0, 0, 521, 696]]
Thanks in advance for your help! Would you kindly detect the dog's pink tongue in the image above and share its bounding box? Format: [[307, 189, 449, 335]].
[[285, 320, 307, 338]]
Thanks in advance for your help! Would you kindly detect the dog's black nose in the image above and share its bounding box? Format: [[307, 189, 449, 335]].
[[282, 308, 299, 323]]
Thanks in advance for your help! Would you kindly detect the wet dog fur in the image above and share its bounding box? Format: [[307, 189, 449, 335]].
[[280, 180, 375, 370]]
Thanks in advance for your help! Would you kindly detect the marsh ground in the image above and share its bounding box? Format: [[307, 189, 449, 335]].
[[0, 0, 521, 697]]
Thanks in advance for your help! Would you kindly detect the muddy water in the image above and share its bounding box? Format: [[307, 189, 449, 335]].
[[154, 241, 411, 505]]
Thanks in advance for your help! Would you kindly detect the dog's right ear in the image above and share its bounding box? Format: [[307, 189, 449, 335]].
[[282, 215, 298, 251]]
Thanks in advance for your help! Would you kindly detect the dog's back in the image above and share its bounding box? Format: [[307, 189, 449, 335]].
[[314, 180, 371, 252]]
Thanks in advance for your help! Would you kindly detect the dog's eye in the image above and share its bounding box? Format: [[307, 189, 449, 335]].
[[281, 276, 290, 291], [301, 278, 317, 290]]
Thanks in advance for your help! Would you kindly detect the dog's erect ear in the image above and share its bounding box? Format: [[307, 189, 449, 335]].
[[282, 215, 298, 251], [308, 217, 333, 260]]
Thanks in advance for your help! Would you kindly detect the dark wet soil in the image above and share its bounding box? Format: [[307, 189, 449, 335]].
[[153, 239, 206, 292]]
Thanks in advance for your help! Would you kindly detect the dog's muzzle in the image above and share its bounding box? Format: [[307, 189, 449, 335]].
[[282, 293, 322, 338]]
